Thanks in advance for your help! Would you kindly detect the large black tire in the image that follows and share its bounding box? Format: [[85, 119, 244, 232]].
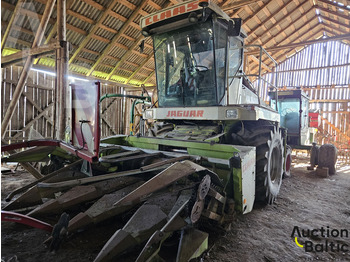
[[318, 144, 337, 175], [284, 145, 292, 178], [228, 121, 284, 204]]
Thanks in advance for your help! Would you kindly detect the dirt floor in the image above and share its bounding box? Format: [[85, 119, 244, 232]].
[[1, 154, 350, 262]]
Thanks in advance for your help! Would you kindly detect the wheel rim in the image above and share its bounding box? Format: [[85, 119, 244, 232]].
[[266, 128, 284, 202]]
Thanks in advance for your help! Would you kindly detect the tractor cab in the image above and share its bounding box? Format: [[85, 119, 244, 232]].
[[141, 0, 246, 108]]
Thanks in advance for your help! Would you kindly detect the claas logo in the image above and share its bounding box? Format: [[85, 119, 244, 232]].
[[144, 1, 200, 27]]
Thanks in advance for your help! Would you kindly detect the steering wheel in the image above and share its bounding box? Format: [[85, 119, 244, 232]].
[[281, 108, 297, 117], [195, 65, 208, 72]]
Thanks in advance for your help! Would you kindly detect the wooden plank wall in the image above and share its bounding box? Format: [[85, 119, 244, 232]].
[[100, 84, 124, 138], [2, 66, 55, 143], [1, 66, 144, 143], [258, 41, 350, 148]]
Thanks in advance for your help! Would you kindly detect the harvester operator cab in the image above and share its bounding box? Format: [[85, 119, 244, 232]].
[[140, 0, 246, 108]]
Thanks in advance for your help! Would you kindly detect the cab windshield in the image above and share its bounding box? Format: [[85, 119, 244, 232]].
[[154, 21, 225, 107]]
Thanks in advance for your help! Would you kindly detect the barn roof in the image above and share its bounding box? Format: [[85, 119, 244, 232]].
[[1, 0, 350, 86]]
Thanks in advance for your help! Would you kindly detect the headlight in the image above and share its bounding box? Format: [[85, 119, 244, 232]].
[[226, 109, 238, 119], [145, 110, 153, 119]]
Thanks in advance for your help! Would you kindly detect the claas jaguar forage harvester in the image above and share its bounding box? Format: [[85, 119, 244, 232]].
[[2, 0, 290, 261]]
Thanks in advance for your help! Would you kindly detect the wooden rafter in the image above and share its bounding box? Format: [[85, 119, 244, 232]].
[[316, 5, 350, 21], [11, 103, 54, 140], [1, 0, 56, 138], [321, 16, 350, 34], [248, 23, 323, 72], [235, 0, 271, 26], [269, 26, 329, 65], [105, 1, 176, 81], [2, 42, 59, 67], [317, 0, 350, 13], [254, 9, 317, 53], [81, 0, 104, 11], [222, 0, 262, 11], [1, 0, 25, 53], [86, 0, 150, 76], [125, 54, 153, 84], [68, 0, 120, 64], [247, 0, 309, 42]]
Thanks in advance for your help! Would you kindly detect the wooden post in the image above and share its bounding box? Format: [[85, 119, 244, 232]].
[[1, 0, 56, 139], [56, 0, 68, 139]]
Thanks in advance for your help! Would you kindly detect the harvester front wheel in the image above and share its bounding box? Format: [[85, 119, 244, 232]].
[[229, 122, 284, 204]]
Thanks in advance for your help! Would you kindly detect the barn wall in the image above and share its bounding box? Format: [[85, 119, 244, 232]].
[[1, 66, 143, 143], [258, 41, 350, 148], [2, 66, 55, 143]]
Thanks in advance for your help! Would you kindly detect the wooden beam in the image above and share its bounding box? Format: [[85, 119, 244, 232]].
[[67, 9, 95, 24], [148, 0, 162, 10], [99, 24, 118, 34], [102, 117, 117, 135], [248, 55, 272, 72], [1, 43, 59, 67], [264, 33, 350, 52], [316, 5, 350, 21], [233, 1, 270, 25], [1, 0, 25, 52], [3, 78, 54, 91], [66, 23, 88, 35], [321, 16, 350, 34], [247, 0, 309, 42], [119, 0, 137, 10], [91, 34, 111, 43], [142, 71, 155, 84], [81, 0, 105, 11], [12, 103, 54, 140], [222, 0, 262, 11], [68, 0, 120, 65], [125, 55, 153, 83], [86, 0, 150, 76], [22, 93, 54, 125], [278, 63, 350, 73], [56, 0, 69, 140], [1, 0, 56, 139], [44, 0, 74, 45], [317, 0, 350, 14], [107, 10, 127, 22]]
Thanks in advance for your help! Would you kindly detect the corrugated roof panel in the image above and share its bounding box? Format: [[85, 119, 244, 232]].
[[95, 27, 115, 40], [85, 38, 108, 52], [113, 2, 133, 19], [67, 31, 86, 46], [67, 16, 92, 32], [102, 57, 119, 67], [1, 8, 12, 23], [80, 51, 99, 61], [23, 1, 43, 13], [114, 69, 131, 78], [133, 13, 143, 24], [73, 59, 93, 69], [108, 45, 127, 58], [95, 0, 109, 7], [124, 25, 141, 39], [71, 0, 102, 21], [127, 53, 142, 64], [121, 63, 136, 71], [95, 64, 113, 73], [103, 15, 125, 31]]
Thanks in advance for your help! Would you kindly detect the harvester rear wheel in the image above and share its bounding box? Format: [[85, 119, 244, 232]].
[[229, 122, 284, 204]]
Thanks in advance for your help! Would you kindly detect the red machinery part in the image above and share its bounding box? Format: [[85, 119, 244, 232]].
[[1, 211, 53, 232], [309, 112, 320, 128]]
